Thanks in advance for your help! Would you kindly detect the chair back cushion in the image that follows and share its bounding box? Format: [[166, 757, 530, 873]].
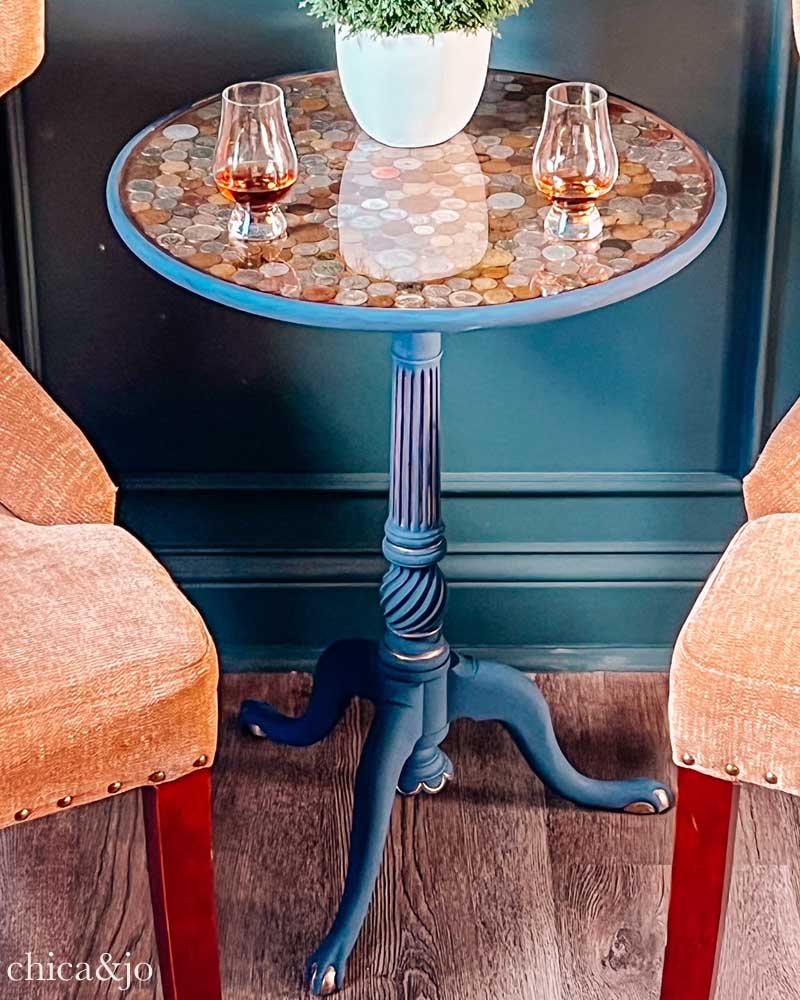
[[0, 341, 116, 524], [0, 7, 115, 525], [1, 0, 44, 96]]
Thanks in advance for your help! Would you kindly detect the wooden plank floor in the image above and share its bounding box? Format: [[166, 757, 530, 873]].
[[1, 672, 799, 999]]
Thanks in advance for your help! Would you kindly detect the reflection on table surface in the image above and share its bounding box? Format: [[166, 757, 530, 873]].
[[337, 131, 489, 298]]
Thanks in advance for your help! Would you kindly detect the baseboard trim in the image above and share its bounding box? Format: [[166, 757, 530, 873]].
[[219, 643, 672, 674]]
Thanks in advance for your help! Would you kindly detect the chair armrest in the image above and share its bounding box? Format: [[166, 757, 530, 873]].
[[0, 341, 116, 524], [743, 398, 800, 520]]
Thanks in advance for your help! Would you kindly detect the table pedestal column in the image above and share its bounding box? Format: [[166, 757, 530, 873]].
[[240, 331, 672, 996], [380, 332, 452, 796]]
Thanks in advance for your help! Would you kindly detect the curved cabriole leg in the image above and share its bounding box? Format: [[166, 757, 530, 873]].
[[448, 655, 672, 814], [306, 689, 423, 995], [240, 639, 375, 748]]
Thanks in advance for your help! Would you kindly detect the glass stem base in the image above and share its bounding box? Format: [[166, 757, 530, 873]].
[[229, 203, 287, 242], [544, 203, 603, 241]]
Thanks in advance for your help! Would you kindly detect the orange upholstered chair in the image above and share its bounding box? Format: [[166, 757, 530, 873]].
[[0, 326, 223, 1000], [1, 5, 223, 997], [0, 343, 223, 1000], [660, 399, 800, 1000]]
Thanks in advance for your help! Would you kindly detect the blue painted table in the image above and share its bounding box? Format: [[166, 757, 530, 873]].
[[108, 70, 726, 995]]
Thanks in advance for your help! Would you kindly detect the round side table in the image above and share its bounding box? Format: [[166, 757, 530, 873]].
[[108, 69, 726, 996]]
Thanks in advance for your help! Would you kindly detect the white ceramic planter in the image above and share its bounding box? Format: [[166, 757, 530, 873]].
[[335, 26, 492, 148]]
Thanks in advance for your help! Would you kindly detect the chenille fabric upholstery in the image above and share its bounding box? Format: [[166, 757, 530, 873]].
[[0, 342, 218, 828], [669, 515, 800, 794], [0, 510, 219, 829], [0, 0, 44, 96], [0, 340, 116, 525]]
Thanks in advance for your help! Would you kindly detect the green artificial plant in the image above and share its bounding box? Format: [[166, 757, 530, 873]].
[[299, 0, 534, 35]]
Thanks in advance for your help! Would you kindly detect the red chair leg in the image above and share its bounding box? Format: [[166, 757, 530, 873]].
[[660, 767, 739, 1000], [142, 769, 223, 1000]]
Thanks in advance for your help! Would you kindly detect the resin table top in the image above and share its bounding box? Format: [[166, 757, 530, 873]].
[[107, 70, 726, 333]]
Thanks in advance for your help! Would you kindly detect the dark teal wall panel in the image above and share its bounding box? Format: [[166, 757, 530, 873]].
[[2, 0, 796, 668], [17, 0, 764, 476]]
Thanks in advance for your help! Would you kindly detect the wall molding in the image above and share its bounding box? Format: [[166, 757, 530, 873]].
[[127, 474, 738, 660], [1, 90, 41, 377], [157, 544, 720, 586], [730, 0, 795, 470], [164, 542, 717, 671], [766, 22, 799, 427], [123, 470, 742, 497]]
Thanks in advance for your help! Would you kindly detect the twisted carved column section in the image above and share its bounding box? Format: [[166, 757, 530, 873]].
[[380, 561, 447, 639], [379, 334, 449, 675]]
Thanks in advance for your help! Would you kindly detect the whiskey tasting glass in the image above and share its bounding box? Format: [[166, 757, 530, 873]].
[[532, 82, 618, 241], [213, 81, 298, 242]]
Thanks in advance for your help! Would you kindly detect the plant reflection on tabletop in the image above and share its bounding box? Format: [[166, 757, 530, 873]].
[[337, 131, 489, 294]]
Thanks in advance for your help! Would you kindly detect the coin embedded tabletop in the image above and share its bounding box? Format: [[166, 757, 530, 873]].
[[115, 70, 719, 316]]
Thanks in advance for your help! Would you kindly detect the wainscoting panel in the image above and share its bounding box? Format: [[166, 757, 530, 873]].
[[1, 0, 797, 670]]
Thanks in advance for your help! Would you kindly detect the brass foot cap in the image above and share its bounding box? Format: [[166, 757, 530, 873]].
[[399, 770, 454, 797], [623, 788, 671, 815], [653, 788, 671, 812], [309, 963, 338, 995], [321, 966, 337, 995], [623, 801, 656, 815], [422, 770, 454, 795]]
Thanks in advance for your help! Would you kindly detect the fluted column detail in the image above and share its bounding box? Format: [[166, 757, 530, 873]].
[[389, 358, 440, 533], [379, 333, 449, 677]]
